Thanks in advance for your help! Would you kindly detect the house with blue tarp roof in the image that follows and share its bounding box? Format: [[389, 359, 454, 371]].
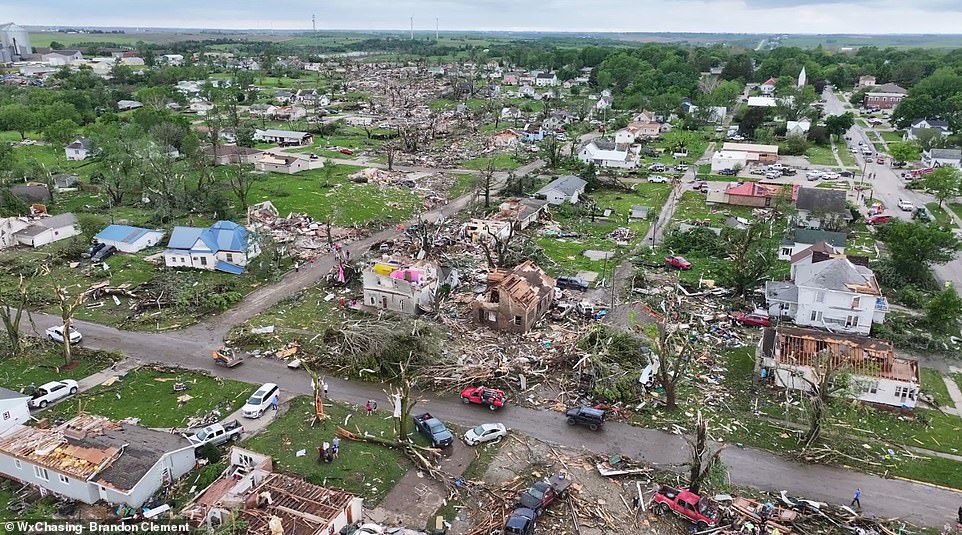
[[162, 221, 260, 274]]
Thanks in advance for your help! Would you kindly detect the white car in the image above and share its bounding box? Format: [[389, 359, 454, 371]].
[[806, 171, 823, 181], [822, 172, 840, 180], [464, 423, 508, 446], [29, 380, 79, 409], [898, 199, 915, 212], [45, 326, 82, 344], [648, 175, 669, 183]]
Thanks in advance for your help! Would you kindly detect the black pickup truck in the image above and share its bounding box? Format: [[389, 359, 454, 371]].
[[413, 412, 454, 447]]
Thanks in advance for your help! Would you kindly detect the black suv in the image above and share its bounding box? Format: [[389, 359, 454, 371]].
[[565, 406, 605, 431], [556, 276, 589, 291], [504, 507, 536, 535]]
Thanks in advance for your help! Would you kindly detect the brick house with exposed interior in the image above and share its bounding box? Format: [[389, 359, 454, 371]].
[[718, 182, 798, 208], [473, 261, 554, 333], [756, 326, 919, 409]]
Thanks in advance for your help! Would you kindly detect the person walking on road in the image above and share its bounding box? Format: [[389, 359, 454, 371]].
[[271, 394, 279, 411], [850, 488, 861, 509], [957, 504, 962, 525]]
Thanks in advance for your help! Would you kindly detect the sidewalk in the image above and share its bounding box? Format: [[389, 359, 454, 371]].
[[77, 357, 141, 393]]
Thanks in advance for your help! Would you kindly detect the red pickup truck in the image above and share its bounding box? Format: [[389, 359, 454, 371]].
[[653, 486, 719, 530]]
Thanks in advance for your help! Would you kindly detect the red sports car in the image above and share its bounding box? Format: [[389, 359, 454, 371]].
[[460, 386, 506, 411], [665, 256, 692, 270], [733, 312, 770, 327]]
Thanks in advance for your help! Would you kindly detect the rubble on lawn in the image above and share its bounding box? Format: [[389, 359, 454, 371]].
[[246, 200, 368, 259]]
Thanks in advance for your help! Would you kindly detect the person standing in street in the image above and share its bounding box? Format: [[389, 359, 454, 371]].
[[271, 394, 279, 411], [850, 488, 861, 509], [957, 504, 962, 525]]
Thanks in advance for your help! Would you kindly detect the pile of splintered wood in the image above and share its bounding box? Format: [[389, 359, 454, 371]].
[[418, 320, 588, 392]]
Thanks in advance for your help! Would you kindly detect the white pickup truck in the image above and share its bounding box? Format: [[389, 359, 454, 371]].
[[183, 420, 243, 447]]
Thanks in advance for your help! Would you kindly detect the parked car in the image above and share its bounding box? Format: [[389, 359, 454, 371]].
[[464, 423, 508, 446], [413, 412, 454, 447], [897, 199, 915, 212], [822, 172, 840, 180], [733, 312, 770, 327], [674, 164, 689, 172], [717, 168, 736, 176], [556, 276, 589, 291], [91, 244, 116, 262], [840, 171, 854, 178], [849, 147, 858, 154], [866, 214, 891, 225], [242, 383, 279, 418], [504, 508, 537, 535], [877, 157, 885, 164], [28, 380, 79, 409], [81, 242, 106, 259], [565, 406, 605, 430], [460, 386, 506, 411], [648, 163, 667, 172], [184, 420, 243, 447], [339, 148, 354, 155], [648, 175, 669, 183], [692, 181, 707, 192], [653, 486, 720, 531], [781, 168, 797, 176], [806, 171, 822, 181], [665, 256, 692, 270], [46, 325, 82, 344], [764, 170, 781, 180]]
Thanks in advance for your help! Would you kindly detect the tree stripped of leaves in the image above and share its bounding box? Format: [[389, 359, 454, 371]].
[[0, 271, 40, 358], [55, 286, 88, 366], [226, 164, 256, 212], [653, 288, 700, 411], [685, 411, 724, 495]]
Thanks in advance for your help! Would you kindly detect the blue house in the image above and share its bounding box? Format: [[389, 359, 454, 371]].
[[94, 225, 165, 253], [162, 221, 260, 274]]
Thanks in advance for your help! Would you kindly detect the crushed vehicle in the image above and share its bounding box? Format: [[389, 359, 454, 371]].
[[665, 256, 692, 270], [460, 386, 506, 410], [653, 485, 720, 531], [413, 412, 454, 447], [516, 474, 573, 515]]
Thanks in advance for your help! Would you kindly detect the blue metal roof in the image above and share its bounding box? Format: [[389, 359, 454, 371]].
[[95, 224, 161, 244], [215, 260, 246, 274], [167, 221, 249, 254]]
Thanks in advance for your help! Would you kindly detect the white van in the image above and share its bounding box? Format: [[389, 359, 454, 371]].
[[242, 383, 279, 418]]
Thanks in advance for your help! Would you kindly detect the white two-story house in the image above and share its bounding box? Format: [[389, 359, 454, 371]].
[[765, 252, 887, 336], [362, 259, 440, 315]]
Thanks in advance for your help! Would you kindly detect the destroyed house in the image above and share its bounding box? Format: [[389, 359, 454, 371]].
[[0, 414, 195, 507], [184, 448, 362, 535], [497, 197, 548, 230], [473, 261, 554, 333], [252, 129, 312, 147], [757, 326, 919, 409], [254, 153, 310, 175], [362, 259, 439, 315]]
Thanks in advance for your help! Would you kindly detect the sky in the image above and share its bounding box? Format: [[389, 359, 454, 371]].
[[4, 0, 962, 34]]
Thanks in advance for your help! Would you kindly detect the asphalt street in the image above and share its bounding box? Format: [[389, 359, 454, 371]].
[[822, 87, 962, 291]]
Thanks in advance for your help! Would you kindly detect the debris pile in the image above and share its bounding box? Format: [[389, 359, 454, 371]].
[[246, 200, 367, 259]]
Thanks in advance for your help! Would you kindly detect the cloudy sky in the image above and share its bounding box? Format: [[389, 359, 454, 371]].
[[4, 0, 962, 34]]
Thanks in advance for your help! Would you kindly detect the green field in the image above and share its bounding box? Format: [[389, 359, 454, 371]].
[[805, 145, 841, 167], [244, 397, 421, 504], [52, 367, 252, 428], [249, 164, 421, 226]]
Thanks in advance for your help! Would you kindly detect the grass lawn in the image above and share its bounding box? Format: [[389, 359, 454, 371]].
[[926, 202, 958, 229], [536, 184, 670, 277], [244, 397, 416, 504], [880, 131, 904, 143], [847, 222, 879, 258], [805, 145, 840, 166], [673, 191, 754, 227], [461, 153, 522, 171], [0, 345, 119, 393], [249, 164, 421, 226], [228, 283, 354, 350], [949, 203, 962, 222], [837, 146, 857, 167], [52, 367, 253, 428], [449, 174, 479, 199]]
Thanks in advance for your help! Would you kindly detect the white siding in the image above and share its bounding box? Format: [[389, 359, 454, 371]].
[[794, 286, 876, 336], [0, 398, 30, 435]]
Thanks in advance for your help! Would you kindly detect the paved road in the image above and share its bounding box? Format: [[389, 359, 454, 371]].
[[822, 87, 962, 292], [34, 310, 958, 529]]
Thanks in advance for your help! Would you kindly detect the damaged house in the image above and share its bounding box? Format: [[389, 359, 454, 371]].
[[362, 259, 440, 314], [765, 252, 888, 336], [535, 175, 587, 205], [0, 414, 195, 507], [756, 326, 920, 409], [254, 153, 310, 174], [473, 260, 554, 333], [184, 447, 362, 535], [794, 187, 851, 229]]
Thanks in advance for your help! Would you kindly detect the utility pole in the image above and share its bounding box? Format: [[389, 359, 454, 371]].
[[436, 17, 439, 41], [410, 16, 414, 40], [312, 13, 316, 33]]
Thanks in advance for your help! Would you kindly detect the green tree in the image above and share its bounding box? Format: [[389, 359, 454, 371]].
[[721, 54, 754, 82], [925, 285, 962, 335], [0, 142, 13, 175], [49, 41, 65, 50], [888, 141, 922, 164], [918, 167, 961, 208], [42, 119, 79, 146], [877, 221, 961, 282], [824, 112, 855, 139], [720, 223, 777, 299], [781, 133, 810, 156], [0, 104, 37, 140]]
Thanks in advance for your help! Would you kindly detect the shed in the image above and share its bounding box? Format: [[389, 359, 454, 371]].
[[94, 225, 165, 253]]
